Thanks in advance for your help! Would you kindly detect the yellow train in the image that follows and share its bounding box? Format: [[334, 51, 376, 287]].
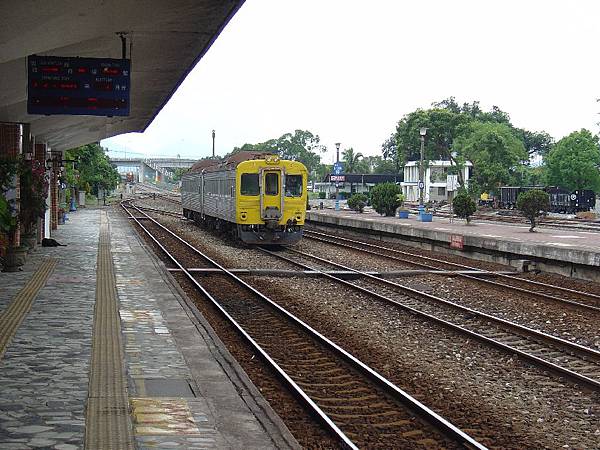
[[181, 151, 307, 245]]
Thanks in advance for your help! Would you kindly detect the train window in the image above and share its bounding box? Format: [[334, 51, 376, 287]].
[[285, 175, 302, 197], [241, 174, 259, 195], [265, 173, 279, 195]]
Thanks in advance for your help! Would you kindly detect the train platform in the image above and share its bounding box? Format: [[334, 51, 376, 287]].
[[306, 207, 600, 281], [0, 207, 298, 450]]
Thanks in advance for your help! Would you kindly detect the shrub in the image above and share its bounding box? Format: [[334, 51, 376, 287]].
[[453, 192, 476, 223], [517, 189, 549, 232], [318, 191, 326, 199], [370, 182, 401, 216], [347, 193, 368, 213], [396, 193, 405, 209]]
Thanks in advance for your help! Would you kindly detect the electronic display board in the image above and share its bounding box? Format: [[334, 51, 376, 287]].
[[27, 55, 130, 117]]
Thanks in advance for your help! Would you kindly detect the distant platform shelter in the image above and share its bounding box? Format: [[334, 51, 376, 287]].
[[316, 173, 402, 199]]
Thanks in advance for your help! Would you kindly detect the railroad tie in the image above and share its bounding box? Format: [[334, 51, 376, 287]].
[[85, 212, 134, 450], [0, 258, 57, 360]]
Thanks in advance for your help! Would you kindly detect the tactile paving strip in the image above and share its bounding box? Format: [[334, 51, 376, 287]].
[[85, 212, 134, 449], [0, 257, 57, 360]]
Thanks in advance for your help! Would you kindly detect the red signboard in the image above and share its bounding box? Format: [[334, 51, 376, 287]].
[[450, 234, 464, 249]]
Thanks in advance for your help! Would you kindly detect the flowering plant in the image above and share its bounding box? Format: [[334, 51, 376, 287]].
[[19, 158, 48, 233]]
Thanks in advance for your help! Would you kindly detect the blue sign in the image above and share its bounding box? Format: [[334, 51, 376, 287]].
[[27, 55, 130, 117], [333, 162, 344, 175], [418, 180, 424, 189]]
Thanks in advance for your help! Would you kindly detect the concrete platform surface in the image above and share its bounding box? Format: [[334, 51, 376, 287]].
[[0, 207, 298, 450], [307, 209, 600, 274]]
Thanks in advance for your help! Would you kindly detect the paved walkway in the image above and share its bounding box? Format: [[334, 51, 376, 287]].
[[0, 207, 297, 449]]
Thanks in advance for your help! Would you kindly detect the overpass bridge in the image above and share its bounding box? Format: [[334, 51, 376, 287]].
[[110, 157, 197, 182]]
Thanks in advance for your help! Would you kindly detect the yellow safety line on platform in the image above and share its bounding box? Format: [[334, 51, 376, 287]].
[[85, 212, 134, 449], [0, 258, 57, 360]]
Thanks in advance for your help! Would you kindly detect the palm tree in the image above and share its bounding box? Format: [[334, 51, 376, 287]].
[[342, 148, 363, 173], [342, 148, 363, 194]]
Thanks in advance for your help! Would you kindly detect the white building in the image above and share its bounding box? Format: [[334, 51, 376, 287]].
[[401, 160, 472, 203]]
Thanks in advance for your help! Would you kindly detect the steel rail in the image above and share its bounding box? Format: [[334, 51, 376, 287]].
[[120, 200, 487, 450], [304, 230, 600, 313], [259, 246, 600, 391], [119, 200, 356, 449], [131, 204, 182, 218]]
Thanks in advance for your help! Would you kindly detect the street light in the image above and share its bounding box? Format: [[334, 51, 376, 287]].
[[419, 127, 427, 210], [335, 142, 341, 211]]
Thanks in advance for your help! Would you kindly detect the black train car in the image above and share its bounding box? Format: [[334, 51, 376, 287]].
[[499, 186, 544, 209], [541, 187, 595, 213], [500, 186, 596, 213], [545, 187, 570, 213], [571, 189, 596, 213]]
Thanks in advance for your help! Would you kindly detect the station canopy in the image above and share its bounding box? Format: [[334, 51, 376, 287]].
[[0, 0, 244, 151]]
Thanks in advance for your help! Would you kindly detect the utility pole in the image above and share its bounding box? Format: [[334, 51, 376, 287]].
[[212, 130, 215, 157], [419, 127, 427, 218], [335, 142, 341, 211]]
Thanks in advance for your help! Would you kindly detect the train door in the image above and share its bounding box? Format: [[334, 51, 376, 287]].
[[260, 169, 283, 228]]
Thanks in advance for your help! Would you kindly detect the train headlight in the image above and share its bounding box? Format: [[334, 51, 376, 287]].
[[240, 212, 247, 221]]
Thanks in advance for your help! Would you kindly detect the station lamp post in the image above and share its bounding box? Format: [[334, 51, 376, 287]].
[[335, 142, 341, 211], [419, 127, 427, 217]]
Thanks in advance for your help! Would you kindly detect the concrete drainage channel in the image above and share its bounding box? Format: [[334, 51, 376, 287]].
[[306, 222, 600, 282]]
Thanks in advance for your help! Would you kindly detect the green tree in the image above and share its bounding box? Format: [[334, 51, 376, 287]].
[[66, 143, 120, 196], [347, 193, 368, 213], [517, 189, 549, 232], [231, 130, 326, 178], [453, 121, 527, 193], [545, 129, 600, 192], [315, 163, 332, 181], [517, 129, 554, 158], [372, 158, 398, 174], [394, 108, 470, 171], [342, 148, 363, 173], [513, 164, 546, 187], [381, 135, 401, 173], [390, 98, 548, 189], [370, 182, 401, 216], [355, 155, 397, 175], [452, 192, 476, 223], [172, 167, 189, 182]]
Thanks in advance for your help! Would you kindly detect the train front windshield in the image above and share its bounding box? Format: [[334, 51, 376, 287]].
[[285, 175, 302, 197]]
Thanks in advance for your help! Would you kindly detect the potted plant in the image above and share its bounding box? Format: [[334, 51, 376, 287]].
[[420, 207, 433, 222], [1, 157, 24, 271], [397, 193, 409, 218], [18, 158, 48, 249]]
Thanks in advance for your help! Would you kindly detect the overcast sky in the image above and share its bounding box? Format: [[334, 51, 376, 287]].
[[102, 0, 600, 164]]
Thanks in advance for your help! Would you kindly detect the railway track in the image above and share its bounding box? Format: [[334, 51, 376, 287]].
[[258, 245, 600, 392], [304, 230, 600, 313], [120, 200, 486, 449]]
